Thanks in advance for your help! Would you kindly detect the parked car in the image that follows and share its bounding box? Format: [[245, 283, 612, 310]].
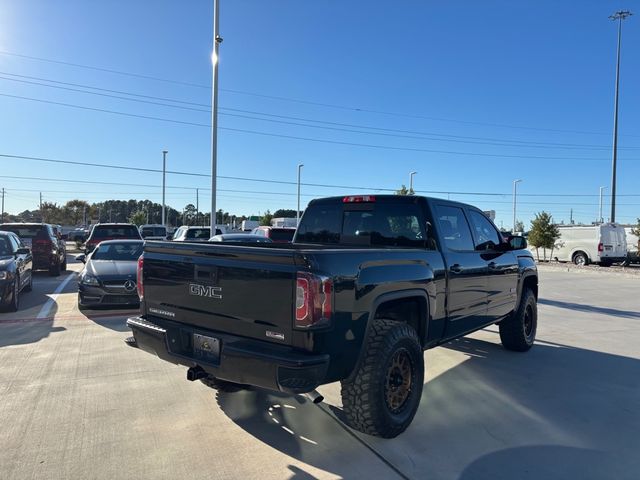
[[84, 223, 142, 254], [68, 228, 87, 243], [623, 227, 639, 265], [127, 194, 537, 438], [139, 224, 168, 241], [172, 226, 225, 242], [0, 223, 66, 275], [209, 233, 273, 243], [76, 240, 144, 309], [531, 223, 627, 266], [252, 226, 296, 243], [0, 231, 33, 311]]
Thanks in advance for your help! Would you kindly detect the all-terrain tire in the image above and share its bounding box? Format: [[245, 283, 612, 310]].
[[499, 288, 537, 352], [340, 319, 424, 438], [200, 376, 246, 393]]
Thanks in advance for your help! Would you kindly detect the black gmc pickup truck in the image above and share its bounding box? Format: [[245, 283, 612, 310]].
[[128, 195, 537, 438]]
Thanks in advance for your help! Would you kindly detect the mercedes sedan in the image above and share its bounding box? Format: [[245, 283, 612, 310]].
[[77, 240, 143, 309]]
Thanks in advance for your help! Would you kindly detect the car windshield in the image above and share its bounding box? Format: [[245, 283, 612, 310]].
[[92, 226, 139, 239], [91, 242, 143, 261], [268, 229, 295, 242], [0, 237, 11, 255], [0, 225, 45, 238], [141, 227, 166, 237], [186, 228, 212, 239]]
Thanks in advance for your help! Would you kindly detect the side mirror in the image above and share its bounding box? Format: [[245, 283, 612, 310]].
[[16, 247, 30, 255], [76, 254, 86, 264], [508, 235, 527, 250]]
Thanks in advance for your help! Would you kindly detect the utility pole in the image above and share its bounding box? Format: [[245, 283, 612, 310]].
[[162, 150, 167, 226], [40, 192, 43, 223], [297, 164, 304, 226], [409, 171, 417, 194], [599, 186, 607, 223], [210, 0, 222, 238], [110, 208, 113, 222], [512, 179, 522, 233], [196, 188, 200, 226], [82, 205, 86, 226], [570, 208, 574, 225], [609, 10, 632, 223], [1, 188, 4, 224]]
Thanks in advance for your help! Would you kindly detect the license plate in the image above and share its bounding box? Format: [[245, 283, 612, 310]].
[[193, 333, 220, 363], [605, 245, 612, 251]]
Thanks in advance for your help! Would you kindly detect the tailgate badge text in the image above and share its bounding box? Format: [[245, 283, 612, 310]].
[[189, 283, 223, 299]]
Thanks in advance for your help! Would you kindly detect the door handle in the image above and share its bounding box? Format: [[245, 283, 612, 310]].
[[449, 264, 463, 274]]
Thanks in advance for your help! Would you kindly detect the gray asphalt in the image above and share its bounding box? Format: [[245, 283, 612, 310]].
[[0, 262, 638, 479]]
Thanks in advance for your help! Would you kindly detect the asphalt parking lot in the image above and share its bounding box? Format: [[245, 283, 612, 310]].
[[1, 249, 638, 480]]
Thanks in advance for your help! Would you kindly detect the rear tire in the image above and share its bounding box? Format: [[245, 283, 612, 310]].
[[341, 319, 424, 438], [200, 376, 246, 393], [61, 257, 67, 271], [572, 251, 588, 266], [49, 260, 61, 277], [499, 288, 537, 352]]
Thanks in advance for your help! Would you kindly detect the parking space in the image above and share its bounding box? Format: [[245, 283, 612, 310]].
[[0, 260, 638, 479]]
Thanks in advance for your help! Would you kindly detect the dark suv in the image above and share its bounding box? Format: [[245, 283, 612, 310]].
[[0, 223, 67, 276], [85, 223, 142, 254]]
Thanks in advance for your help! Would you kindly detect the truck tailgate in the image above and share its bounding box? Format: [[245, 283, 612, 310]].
[[142, 242, 300, 345]]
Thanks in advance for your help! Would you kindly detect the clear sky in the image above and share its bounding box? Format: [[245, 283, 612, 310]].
[[0, 0, 638, 228]]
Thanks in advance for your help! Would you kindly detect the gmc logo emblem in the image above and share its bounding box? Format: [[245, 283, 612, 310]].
[[189, 283, 223, 299]]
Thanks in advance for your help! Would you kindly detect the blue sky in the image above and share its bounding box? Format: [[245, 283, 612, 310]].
[[0, 0, 638, 228]]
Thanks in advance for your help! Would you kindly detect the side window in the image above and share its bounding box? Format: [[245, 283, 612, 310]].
[[435, 205, 475, 251], [468, 210, 501, 250], [9, 234, 21, 252]]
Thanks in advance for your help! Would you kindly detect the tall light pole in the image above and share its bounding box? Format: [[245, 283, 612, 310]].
[[296, 164, 304, 226], [409, 171, 417, 194], [609, 10, 632, 223], [599, 186, 607, 223], [512, 179, 522, 233], [210, 0, 222, 237], [162, 150, 167, 226]]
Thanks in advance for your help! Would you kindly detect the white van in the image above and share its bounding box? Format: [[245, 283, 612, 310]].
[[539, 224, 627, 265], [139, 224, 168, 241]]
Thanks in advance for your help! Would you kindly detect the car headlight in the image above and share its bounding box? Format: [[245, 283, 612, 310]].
[[81, 274, 100, 286], [0, 271, 9, 280]]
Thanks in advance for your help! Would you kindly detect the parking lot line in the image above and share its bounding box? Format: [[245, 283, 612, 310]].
[[35, 272, 76, 320]]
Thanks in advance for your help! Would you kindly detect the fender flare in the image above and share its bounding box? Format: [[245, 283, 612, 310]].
[[344, 289, 430, 382]]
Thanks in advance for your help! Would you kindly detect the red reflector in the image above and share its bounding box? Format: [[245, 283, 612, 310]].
[[343, 195, 376, 203], [137, 255, 144, 300], [34, 239, 51, 246], [598, 242, 603, 253]]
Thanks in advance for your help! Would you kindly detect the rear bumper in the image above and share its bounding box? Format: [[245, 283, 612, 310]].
[[598, 256, 626, 263], [126, 316, 330, 394]]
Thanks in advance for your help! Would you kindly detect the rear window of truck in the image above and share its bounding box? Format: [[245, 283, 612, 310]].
[[296, 203, 429, 248], [92, 226, 140, 239]]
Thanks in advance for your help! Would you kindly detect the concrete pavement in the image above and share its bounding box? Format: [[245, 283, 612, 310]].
[[0, 263, 638, 479]]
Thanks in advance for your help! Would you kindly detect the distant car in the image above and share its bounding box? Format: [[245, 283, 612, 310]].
[[85, 223, 142, 254], [252, 226, 296, 243], [172, 226, 225, 243], [0, 231, 33, 311], [0, 223, 67, 276], [68, 228, 87, 242], [139, 224, 168, 241], [209, 234, 273, 243], [76, 240, 143, 309]]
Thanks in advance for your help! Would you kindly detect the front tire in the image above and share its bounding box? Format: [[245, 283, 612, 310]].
[[24, 273, 33, 292], [573, 251, 588, 266], [9, 277, 20, 312], [341, 319, 424, 438], [499, 288, 537, 352], [49, 260, 61, 277]]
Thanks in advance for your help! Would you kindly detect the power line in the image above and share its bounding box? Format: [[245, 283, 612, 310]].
[[2, 49, 639, 139]]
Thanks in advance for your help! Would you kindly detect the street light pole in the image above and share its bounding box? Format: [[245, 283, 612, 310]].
[[297, 164, 304, 226], [162, 150, 167, 226], [210, 0, 222, 237], [512, 179, 522, 232], [609, 10, 632, 224], [599, 186, 607, 223], [409, 171, 417, 194]]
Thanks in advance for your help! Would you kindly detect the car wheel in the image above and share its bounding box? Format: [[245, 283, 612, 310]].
[[77, 293, 89, 311], [49, 260, 61, 277], [341, 319, 424, 438], [200, 376, 246, 393], [9, 277, 20, 312], [499, 288, 537, 352], [61, 257, 67, 271], [572, 252, 588, 266], [24, 273, 33, 292]]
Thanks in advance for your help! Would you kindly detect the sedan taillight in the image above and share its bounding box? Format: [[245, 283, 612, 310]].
[[295, 272, 333, 329], [137, 255, 144, 300]]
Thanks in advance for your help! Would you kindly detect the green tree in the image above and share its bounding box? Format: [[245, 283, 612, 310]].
[[395, 185, 414, 195], [260, 210, 273, 226], [514, 220, 525, 233], [528, 212, 560, 262], [63, 199, 90, 225], [273, 209, 298, 218], [129, 210, 147, 226]]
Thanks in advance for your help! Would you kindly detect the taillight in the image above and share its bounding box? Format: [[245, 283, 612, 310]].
[[34, 239, 51, 246], [343, 195, 376, 203], [295, 272, 333, 328], [137, 255, 144, 300], [598, 242, 603, 253]]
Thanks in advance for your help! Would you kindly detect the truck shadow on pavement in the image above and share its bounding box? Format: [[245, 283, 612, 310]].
[[538, 298, 640, 320], [216, 337, 639, 480]]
